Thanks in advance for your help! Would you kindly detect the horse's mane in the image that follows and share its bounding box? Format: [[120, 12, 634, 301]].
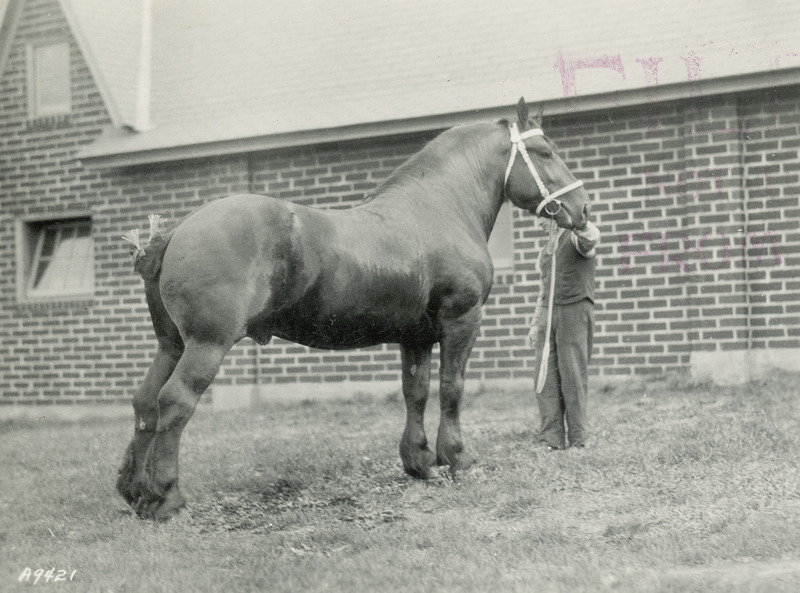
[[363, 121, 505, 203], [362, 118, 560, 206]]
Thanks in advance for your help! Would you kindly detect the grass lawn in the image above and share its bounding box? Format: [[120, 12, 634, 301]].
[[1, 371, 799, 592]]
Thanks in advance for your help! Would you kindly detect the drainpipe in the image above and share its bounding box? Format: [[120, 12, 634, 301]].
[[134, 0, 153, 132], [736, 102, 753, 381], [252, 340, 262, 406], [247, 154, 262, 404]]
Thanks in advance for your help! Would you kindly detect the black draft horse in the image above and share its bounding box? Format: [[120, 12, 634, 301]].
[[117, 98, 591, 520]]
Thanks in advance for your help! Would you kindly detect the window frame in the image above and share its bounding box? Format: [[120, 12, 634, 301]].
[[488, 198, 514, 271], [16, 214, 95, 304], [26, 38, 72, 120]]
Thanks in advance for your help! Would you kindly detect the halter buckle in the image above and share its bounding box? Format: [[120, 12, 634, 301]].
[[543, 201, 562, 217]]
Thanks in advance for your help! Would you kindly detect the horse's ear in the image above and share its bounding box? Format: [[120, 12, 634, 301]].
[[516, 97, 529, 130], [534, 104, 544, 127]]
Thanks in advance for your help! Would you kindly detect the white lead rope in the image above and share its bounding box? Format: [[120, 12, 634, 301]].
[[536, 220, 558, 394]]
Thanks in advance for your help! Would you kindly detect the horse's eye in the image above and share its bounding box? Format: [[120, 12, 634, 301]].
[[537, 149, 553, 159]]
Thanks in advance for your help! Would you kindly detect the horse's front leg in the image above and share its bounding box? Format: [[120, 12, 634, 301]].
[[399, 343, 439, 479], [436, 307, 480, 473]]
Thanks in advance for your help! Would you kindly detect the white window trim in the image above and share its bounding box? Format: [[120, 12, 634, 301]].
[[488, 198, 514, 271], [26, 38, 71, 120], [16, 213, 95, 304]]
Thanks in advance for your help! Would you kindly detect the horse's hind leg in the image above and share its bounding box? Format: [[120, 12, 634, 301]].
[[436, 307, 480, 473], [118, 281, 184, 507], [135, 339, 229, 521], [117, 341, 182, 506], [399, 343, 439, 479]]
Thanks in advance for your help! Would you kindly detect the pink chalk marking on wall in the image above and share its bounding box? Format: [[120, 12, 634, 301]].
[[635, 57, 664, 130], [617, 229, 782, 275], [554, 51, 626, 105], [697, 230, 731, 270]]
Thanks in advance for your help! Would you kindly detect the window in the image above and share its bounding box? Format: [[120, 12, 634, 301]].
[[17, 217, 94, 301], [488, 199, 514, 270], [27, 40, 71, 119]]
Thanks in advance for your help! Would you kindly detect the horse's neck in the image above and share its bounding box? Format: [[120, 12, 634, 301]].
[[374, 124, 508, 241], [441, 125, 508, 240]]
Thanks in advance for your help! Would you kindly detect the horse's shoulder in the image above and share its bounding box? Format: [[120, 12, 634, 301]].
[[430, 242, 493, 291]]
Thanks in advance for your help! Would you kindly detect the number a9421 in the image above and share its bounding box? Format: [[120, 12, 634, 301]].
[[18, 568, 77, 584]]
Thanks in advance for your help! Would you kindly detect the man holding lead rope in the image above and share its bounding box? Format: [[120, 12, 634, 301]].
[[528, 214, 600, 451]]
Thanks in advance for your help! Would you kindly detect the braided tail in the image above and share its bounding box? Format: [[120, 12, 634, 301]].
[[122, 214, 172, 283]]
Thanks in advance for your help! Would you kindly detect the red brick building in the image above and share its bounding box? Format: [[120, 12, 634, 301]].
[[1, 0, 798, 406]]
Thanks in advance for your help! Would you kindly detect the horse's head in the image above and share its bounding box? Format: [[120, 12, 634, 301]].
[[503, 97, 591, 229]]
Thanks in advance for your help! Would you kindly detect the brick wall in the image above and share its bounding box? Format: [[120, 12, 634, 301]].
[[541, 91, 799, 378], [1, 0, 113, 403], [1, 0, 798, 404]]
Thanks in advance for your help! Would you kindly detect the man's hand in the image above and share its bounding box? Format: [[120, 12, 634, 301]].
[[571, 203, 590, 231]]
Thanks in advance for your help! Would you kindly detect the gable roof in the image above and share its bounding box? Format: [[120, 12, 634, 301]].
[[0, 0, 145, 128], [61, 0, 147, 130], [13, 0, 798, 165], [59, 0, 147, 129]]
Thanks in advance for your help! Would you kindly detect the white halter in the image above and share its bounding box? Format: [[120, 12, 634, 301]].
[[503, 122, 584, 216]]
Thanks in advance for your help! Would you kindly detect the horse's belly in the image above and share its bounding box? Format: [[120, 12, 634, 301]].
[[274, 322, 397, 350], [263, 301, 434, 350]]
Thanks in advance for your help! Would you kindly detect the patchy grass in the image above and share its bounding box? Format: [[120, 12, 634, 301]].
[[1, 371, 799, 592]]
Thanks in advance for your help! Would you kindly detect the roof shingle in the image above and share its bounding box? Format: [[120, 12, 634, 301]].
[[57, 0, 800, 161]]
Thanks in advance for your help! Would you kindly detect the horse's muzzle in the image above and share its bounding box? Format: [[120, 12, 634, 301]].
[[533, 201, 589, 230]]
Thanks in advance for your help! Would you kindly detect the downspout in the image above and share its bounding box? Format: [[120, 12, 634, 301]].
[[736, 99, 753, 381], [134, 0, 153, 131], [247, 154, 262, 404]]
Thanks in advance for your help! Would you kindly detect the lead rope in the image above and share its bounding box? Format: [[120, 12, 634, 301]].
[[536, 219, 558, 394]]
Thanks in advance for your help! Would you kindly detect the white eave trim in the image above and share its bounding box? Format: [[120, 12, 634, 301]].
[[133, 0, 152, 132], [77, 67, 800, 169], [0, 0, 23, 79], [57, 0, 124, 127]]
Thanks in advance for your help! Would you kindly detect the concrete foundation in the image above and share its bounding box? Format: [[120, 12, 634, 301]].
[[690, 349, 800, 385]]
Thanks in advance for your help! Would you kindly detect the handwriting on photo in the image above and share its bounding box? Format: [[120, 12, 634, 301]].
[[618, 229, 783, 274]]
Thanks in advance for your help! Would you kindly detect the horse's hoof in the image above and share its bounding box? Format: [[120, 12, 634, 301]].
[[154, 504, 184, 523], [116, 478, 136, 505], [402, 462, 440, 480], [446, 452, 478, 474], [135, 485, 186, 522], [459, 452, 478, 470], [134, 497, 158, 520], [164, 507, 192, 524], [136, 498, 177, 522], [118, 473, 146, 507], [420, 465, 441, 480], [116, 455, 137, 503], [124, 473, 153, 508]]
